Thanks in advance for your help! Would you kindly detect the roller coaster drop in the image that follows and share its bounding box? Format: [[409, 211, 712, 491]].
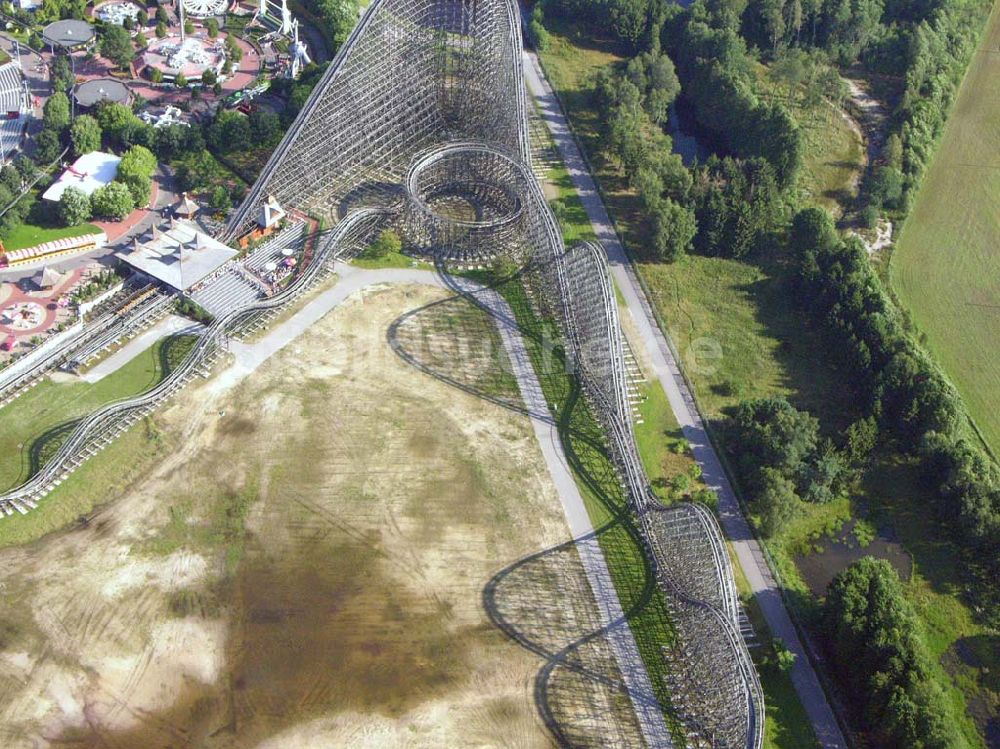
[[2, 1, 764, 745]]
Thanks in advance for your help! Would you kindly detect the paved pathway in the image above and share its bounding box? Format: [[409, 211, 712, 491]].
[[79, 314, 202, 384], [213, 264, 673, 747], [521, 49, 847, 748]]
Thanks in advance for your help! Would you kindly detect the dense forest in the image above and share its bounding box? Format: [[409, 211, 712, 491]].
[[530, 0, 994, 743]]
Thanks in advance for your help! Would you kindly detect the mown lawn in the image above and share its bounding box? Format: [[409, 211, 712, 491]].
[[2, 222, 102, 252], [0, 335, 196, 548], [891, 1, 1000, 456]]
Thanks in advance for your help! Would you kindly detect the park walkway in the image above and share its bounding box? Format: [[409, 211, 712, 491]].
[[520, 48, 848, 749]]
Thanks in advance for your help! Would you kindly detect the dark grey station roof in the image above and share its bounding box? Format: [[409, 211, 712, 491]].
[[74, 78, 131, 107], [41, 19, 96, 49]]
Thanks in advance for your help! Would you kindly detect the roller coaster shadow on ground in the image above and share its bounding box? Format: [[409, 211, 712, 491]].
[[387, 264, 672, 747]]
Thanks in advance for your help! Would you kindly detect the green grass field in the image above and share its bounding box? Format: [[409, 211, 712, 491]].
[[1, 222, 102, 253], [0, 335, 196, 548], [891, 2, 1000, 456], [751, 63, 864, 215]]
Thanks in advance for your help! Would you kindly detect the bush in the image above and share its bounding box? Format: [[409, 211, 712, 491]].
[[58, 186, 91, 226], [175, 72, 188, 89], [824, 559, 961, 749], [70, 115, 102, 157], [91, 181, 135, 220], [42, 91, 70, 132], [361, 229, 402, 259], [206, 18, 219, 38], [210, 185, 231, 212], [155, 21, 167, 39]]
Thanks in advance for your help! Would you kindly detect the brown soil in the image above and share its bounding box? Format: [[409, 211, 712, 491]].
[[0, 285, 608, 748]]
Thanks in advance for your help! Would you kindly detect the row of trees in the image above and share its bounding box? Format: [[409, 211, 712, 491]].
[[824, 558, 959, 748], [591, 52, 697, 260], [791, 206, 1000, 623]]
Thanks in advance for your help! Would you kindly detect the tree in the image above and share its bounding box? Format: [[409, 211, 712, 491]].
[[51, 55, 75, 93], [206, 18, 219, 38], [117, 145, 156, 207], [33, 128, 64, 164], [225, 34, 243, 64], [91, 181, 134, 219], [155, 21, 167, 39], [118, 145, 157, 181], [0, 165, 21, 193], [755, 468, 798, 536], [155, 6, 169, 24], [249, 109, 280, 144], [58, 185, 91, 226], [150, 66, 163, 83], [99, 24, 135, 70], [608, 0, 650, 49], [14, 155, 38, 184], [869, 165, 903, 209], [183, 18, 194, 35], [42, 91, 70, 132], [210, 185, 231, 212], [651, 198, 697, 261], [824, 558, 961, 748], [137, 8, 148, 26], [121, 174, 152, 207], [70, 115, 102, 156], [175, 72, 188, 89], [206, 110, 250, 153], [362, 229, 402, 259], [201, 68, 217, 87]]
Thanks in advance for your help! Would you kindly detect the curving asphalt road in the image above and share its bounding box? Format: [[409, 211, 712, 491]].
[[520, 49, 848, 749]]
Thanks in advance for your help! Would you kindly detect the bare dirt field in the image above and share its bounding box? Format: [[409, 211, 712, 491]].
[[0, 284, 640, 748]]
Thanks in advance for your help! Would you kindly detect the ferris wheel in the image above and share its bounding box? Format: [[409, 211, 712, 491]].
[[182, 0, 228, 18]]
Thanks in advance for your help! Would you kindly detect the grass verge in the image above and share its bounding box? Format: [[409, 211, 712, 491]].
[[0, 334, 197, 548]]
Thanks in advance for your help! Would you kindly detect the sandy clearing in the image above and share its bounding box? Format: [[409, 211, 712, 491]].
[[0, 284, 636, 748]]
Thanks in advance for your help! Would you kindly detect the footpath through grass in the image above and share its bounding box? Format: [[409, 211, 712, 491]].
[[891, 2, 1000, 456], [0, 334, 196, 548]]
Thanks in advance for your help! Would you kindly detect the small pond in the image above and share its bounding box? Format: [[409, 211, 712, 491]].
[[795, 518, 913, 597], [667, 104, 711, 167]]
